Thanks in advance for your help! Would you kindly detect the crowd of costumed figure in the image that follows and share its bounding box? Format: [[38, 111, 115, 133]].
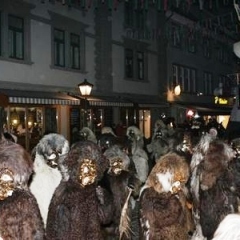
[[1, 104, 240, 240]]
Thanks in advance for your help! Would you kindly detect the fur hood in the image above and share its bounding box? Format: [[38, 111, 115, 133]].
[[66, 140, 108, 183], [143, 152, 190, 194], [0, 140, 33, 190], [103, 145, 130, 172]]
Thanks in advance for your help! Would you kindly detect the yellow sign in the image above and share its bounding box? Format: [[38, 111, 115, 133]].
[[214, 96, 228, 105]]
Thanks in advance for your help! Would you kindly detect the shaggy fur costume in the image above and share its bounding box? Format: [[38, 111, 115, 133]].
[[46, 140, 113, 240], [146, 120, 170, 163], [230, 138, 240, 204], [79, 127, 97, 143], [102, 145, 142, 239], [195, 140, 236, 240], [29, 133, 70, 227], [101, 126, 117, 137], [190, 131, 218, 240], [140, 152, 194, 240], [126, 126, 149, 183], [0, 140, 45, 239], [212, 214, 240, 240], [98, 132, 118, 153]]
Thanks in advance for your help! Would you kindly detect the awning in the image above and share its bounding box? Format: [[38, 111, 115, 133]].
[[88, 96, 134, 107], [1, 89, 168, 108], [9, 96, 81, 105], [90, 101, 134, 107], [175, 103, 233, 115], [0, 90, 135, 107], [1, 90, 81, 106]]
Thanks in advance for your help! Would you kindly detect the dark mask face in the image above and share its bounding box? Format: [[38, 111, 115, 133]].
[[108, 157, 123, 175], [181, 138, 191, 153], [155, 129, 163, 139], [45, 150, 61, 169], [78, 159, 97, 187], [79, 131, 88, 140], [98, 135, 115, 152], [128, 129, 135, 139], [0, 168, 14, 200]]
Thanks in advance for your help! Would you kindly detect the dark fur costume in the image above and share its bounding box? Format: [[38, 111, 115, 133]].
[[78, 127, 97, 143], [0, 140, 45, 239], [147, 120, 193, 168], [46, 140, 113, 240], [139, 153, 194, 240], [189, 130, 218, 239], [140, 189, 187, 240], [230, 138, 240, 199], [98, 133, 117, 152], [102, 145, 142, 239], [196, 140, 236, 239], [146, 119, 170, 162]]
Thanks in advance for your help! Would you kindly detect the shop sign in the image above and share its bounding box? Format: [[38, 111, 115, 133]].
[[214, 96, 228, 105]]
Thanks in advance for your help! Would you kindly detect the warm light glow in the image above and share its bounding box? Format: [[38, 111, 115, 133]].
[[187, 109, 194, 117], [174, 85, 181, 96], [78, 79, 93, 96], [12, 119, 18, 125]]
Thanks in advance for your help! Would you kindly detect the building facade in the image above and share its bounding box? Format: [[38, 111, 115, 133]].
[[0, 0, 238, 150]]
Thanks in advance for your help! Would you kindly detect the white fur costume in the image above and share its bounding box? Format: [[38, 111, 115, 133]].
[[212, 214, 240, 240], [212, 213, 240, 240], [29, 133, 69, 227]]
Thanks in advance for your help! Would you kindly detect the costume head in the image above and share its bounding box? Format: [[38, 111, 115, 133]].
[[126, 126, 145, 152], [104, 145, 130, 175], [33, 133, 69, 169], [98, 133, 117, 152], [126, 126, 143, 142], [152, 119, 169, 139], [0, 140, 33, 198], [101, 126, 117, 136], [79, 127, 97, 143], [66, 140, 107, 186], [144, 152, 190, 194]]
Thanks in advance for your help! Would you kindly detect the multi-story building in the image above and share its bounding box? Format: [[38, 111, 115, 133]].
[[165, 0, 239, 128], [0, 0, 238, 150]]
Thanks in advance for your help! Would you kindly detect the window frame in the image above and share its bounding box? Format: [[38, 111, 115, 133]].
[[124, 38, 148, 82], [172, 64, 197, 93], [125, 48, 134, 79], [0, 0, 32, 64], [70, 33, 81, 70], [187, 29, 197, 53], [203, 37, 211, 59], [171, 23, 182, 48], [54, 28, 65, 67], [50, 11, 87, 72], [8, 15, 24, 60], [203, 71, 213, 95], [124, 1, 147, 30]]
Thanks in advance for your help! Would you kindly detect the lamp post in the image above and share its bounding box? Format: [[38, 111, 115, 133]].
[[78, 79, 93, 127]]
